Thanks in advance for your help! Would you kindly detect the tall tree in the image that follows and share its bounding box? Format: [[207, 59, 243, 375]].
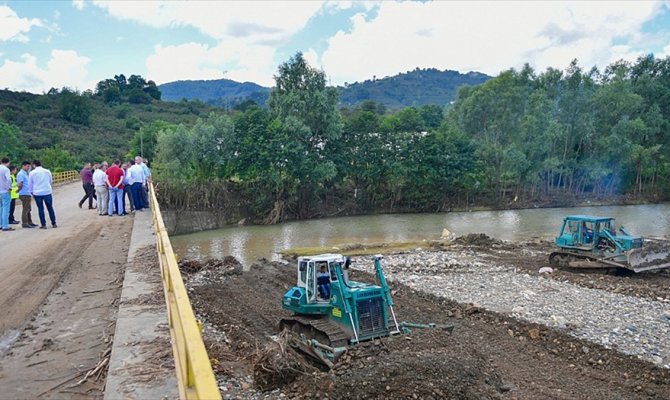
[[266, 52, 343, 218]]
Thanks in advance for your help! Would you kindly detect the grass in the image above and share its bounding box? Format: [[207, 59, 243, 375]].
[[279, 239, 452, 259]]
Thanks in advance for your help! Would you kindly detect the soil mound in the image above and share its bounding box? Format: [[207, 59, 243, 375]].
[[455, 233, 500, 246], [178, 256, 243, 276]]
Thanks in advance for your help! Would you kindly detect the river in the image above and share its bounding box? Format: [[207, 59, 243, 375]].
[[170, 203, 670, 266]]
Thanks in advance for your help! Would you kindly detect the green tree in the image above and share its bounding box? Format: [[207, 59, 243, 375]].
[[127, 120, 176, 162], [59, 89, 92, 125], [36, 146, 80, 172], [419, 104, 444, 130], [266, 52, 342, 218], [0, 121, 29, 160]]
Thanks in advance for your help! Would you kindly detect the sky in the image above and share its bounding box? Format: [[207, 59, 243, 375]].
[[1, 0, 669, 94]]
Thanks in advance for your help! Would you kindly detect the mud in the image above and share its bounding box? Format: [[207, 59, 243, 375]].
[[0, 215, 132, 399], [184, 248, 670, 399]]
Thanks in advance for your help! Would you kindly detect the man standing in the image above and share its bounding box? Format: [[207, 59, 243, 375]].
[[17, 161, 36, 228], [137, 157, 151, 208], [128, 158, 145, 212], [78, 162, 96, 209], [29, 160, 57, 229], [106, 159, 125, 216], [8, 165, 20, 225], [93, 163, 108, 215], [122, 161, 134, 213], [0, 157, 12, 231]]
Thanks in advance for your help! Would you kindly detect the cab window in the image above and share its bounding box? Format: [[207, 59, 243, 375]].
[[329, 262, 339, 281]]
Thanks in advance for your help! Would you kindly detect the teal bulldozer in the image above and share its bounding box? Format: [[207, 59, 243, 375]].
[[280, 254, 402, 367], [550, 215, 670, 273]]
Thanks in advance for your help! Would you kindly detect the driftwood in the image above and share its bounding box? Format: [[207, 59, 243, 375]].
[[68, 347, 111, 388], [252, 330, 316, 391]]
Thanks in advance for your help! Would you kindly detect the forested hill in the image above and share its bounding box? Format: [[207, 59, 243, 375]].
[[338, 68, 491, 108], [158, 79, 270, 107], [0, 75, 213, 171], [158, 68, 491, 109]]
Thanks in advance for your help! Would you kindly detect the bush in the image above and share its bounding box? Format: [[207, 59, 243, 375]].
[[59, 91, 92, 125]]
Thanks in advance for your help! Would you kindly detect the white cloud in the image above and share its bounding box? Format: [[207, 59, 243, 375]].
[[146, 41, 276, 86], [660, 44, 670, 58], [303, 48, 321, 70], [0, 50, 92, 93], [93, 1, 327, 85], [0, 5, 44, 42], [321, 1, 666, 85], [72, 1, 85, 11], [91, 1, 323, 41]]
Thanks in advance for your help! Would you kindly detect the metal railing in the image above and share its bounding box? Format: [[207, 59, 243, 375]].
[[52, 170, 79, 185], [149, 183, 221, 400]]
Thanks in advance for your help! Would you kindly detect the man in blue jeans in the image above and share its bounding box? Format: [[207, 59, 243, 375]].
[[317, 265, 331, 300], [106, 159, 125, 216], [0, 157, 12, 231], [28, 160, 57, 229], [127, 158, 145, 211]]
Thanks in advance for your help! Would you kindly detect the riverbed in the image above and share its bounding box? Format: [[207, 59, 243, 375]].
[[170, 203, 670, 266]]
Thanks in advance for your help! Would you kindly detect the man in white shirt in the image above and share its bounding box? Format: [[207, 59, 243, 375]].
[[137, 156, 151, 209], [127, 160, 146, 212], [28, 160, 57, 229], [92, 163, 108, 215], [0, 157, 12, 231]]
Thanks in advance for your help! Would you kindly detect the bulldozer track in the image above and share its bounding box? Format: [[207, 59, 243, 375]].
[[279, 316, 350, 348], [549, 251, 624, 270]]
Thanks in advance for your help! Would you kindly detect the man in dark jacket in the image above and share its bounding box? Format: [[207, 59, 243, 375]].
[[78, 162, 96, 209]]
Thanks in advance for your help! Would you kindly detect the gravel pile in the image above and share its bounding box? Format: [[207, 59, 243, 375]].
[[350, 248, 670, 369]]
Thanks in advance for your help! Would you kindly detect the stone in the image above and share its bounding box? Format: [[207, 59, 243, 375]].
[[538, 267, 553, 274]]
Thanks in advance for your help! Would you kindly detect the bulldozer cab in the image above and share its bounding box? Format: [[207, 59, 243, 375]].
[[297, 254, 342, 304], [557, 215, 614, 249]]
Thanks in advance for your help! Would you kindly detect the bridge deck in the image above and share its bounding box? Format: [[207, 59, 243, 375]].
[[0, 178, 218, 399]]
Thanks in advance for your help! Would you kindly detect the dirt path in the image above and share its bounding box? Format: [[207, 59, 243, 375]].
[[182, 257, 670, 399], [0, 182, 133, 398]]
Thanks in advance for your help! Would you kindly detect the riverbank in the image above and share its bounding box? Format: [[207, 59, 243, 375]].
[[177, 236, 670, 399], [163, 192, 666, 235]]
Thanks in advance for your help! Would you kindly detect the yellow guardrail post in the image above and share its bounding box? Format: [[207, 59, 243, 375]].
[[149, 183, 221, 400], [52, 170, 79, 185]]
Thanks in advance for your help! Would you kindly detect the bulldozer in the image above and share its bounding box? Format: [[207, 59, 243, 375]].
[[549, 215, 670, 273], [280, 254, 403, 367]]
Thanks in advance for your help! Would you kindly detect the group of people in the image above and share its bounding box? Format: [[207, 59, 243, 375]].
[[78, 156, 151, 217], [0, 155, 152, 232], [0, 157, 57, 231]]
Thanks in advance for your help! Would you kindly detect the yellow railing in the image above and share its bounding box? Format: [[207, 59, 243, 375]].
[[53, 170, 79, 185], [149, 183, 221, 400]]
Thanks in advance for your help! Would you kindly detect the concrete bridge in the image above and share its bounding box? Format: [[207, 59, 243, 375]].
[[0, 176, 218, 399]]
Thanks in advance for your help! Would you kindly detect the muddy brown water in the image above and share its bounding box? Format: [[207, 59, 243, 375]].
[[171, 203, 670, 266]]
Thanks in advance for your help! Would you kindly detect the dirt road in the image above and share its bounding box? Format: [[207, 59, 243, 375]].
[[0, 182, 133, 398]]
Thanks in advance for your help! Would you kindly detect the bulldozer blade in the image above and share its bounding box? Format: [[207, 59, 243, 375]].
[[627, 245, 670, 273]]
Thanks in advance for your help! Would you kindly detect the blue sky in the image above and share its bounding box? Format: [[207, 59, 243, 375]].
[[1, 1, 669, 93]]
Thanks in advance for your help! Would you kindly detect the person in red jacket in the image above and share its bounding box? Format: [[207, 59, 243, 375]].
[[105, 160, 125, 216]]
